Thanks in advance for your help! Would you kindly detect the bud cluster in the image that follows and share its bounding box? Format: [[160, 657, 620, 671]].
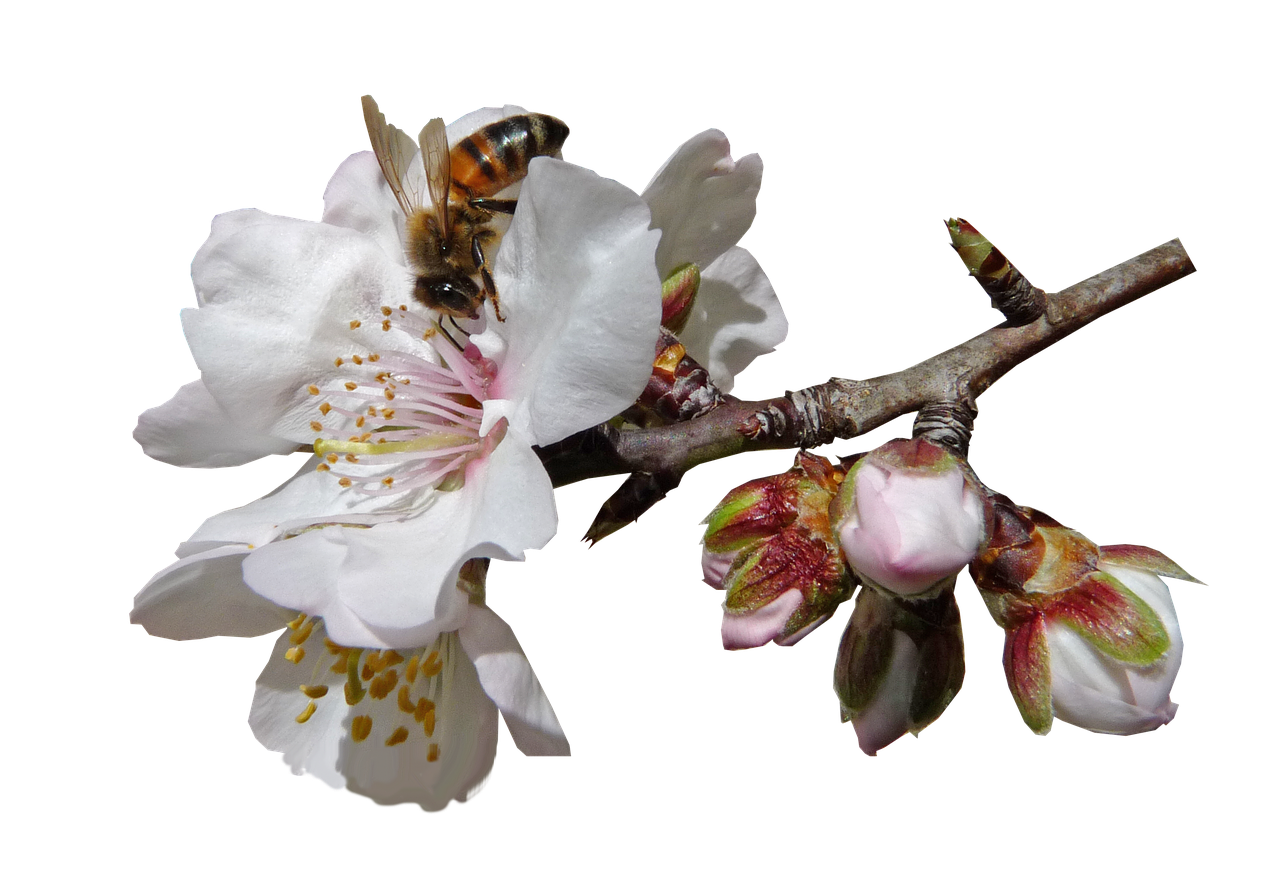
[[698, 435, 1199, 754]]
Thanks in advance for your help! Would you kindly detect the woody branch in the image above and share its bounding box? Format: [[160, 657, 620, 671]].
[[537, 231, 1194, 500]]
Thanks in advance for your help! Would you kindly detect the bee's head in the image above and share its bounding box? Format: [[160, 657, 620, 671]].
[[415, 274, 481, 320]]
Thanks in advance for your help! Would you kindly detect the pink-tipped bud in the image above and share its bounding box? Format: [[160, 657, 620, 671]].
[[970, 495, 1198, 735], [834, 586, 965, 755], [830, 438, 987, 597], [702, 452, 855, 648]]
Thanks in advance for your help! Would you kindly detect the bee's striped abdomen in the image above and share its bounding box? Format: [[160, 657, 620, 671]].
[[449, 113, 569, 200]]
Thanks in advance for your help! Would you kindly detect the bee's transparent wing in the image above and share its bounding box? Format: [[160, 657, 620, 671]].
[[361, 95, 424, 217], [419, 117, 451, 233]]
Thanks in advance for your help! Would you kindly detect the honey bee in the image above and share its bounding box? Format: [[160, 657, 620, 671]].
[[361, 95, 569, 322]]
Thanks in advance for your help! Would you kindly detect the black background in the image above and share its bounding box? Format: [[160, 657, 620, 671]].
[[127, 85, 1208, 824]]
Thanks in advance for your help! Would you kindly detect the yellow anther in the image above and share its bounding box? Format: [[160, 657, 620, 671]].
[[290, 620, 315, 645], [287, 613, 307, 630], [316, 463, 330, 472], [319, 402, 332, 415], [383, 651, 404, 667], [427, 743, 440, 762], [349, 320, 362, 330], [397, 685, 415, 714], [384, 389, 395, 400], [368, 406, 378, 416], [334, 357, 344, 367], [414, 698, 435, 724], [326, 453, 339, 464], [370, 669, 399, 700], [284, 646, 305, 663], [324, 638, 344, 654], [308, 385, 320, 396], [381, 306, 393, 317], [310, 421, 323, 432], [382, 409, 395, 419], [423, 329, 435, 340], [360, 433, 373, 442], [353, 355, 364, 365], [382, 320, 392, 331], [369, 354, 380, 362], [345, 381, 358, 391], [422, 708, 437, 738], [399, 304, 407, 311], [405, 655, 420, 683], [348, 435, 361, 443], [351, 715, 373, 742], [295, 701, 317, 724], [381, 477, 395, 487], [400, 378, 410, 385], [366, 651, 387, 673], [421, 651, 443, 678], [385, 726, 409, 747], [355, 416, 365, 428], [362, 661, 375, 681], [345, 454, 359, 463], [300, 684, 329, 699], [338, 478, 352, 488]]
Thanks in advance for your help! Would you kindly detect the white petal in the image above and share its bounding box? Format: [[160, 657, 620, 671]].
[[249, 626, 499, 810], [642, 130, 763, 277], [241, 433, 556, 648], [459, 605, 570, 756], [473, 159, 661, 446], [134, 379, 299, 467], [679, 247, 787, 391], [240, 523, 467, 649], [185, 457, 429, 550], [183, 209, 417, 446], [131, 545, 293, 640], [321, 151, 407, 265]]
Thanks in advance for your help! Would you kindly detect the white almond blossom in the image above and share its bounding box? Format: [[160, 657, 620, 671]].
[[137, 152, 660, 649], [641, 130, 787, 391], [135, 555, 566, 810]]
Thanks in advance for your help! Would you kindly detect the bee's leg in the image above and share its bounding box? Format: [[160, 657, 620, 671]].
[[468, 198, 518, 215], [471, 234, 505, 322], [434, 317, 466, 352]]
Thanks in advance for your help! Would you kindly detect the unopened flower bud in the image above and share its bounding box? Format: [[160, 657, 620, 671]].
[[702, 451, 856, 648], [830, 437, 987, 597], [970, 495, 1199, 735], [834, 585, 964, 755], [660, 262, 701, 333]]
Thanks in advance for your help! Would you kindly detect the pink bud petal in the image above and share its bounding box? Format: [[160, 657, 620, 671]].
[[721, 589, 804, 650]]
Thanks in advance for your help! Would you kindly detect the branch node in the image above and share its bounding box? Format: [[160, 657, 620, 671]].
[[912, 400, 977, 457], [740, 403, 790, 441]]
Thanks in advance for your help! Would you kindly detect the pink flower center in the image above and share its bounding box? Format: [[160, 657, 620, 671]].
[[307, 307, 501, 495]]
